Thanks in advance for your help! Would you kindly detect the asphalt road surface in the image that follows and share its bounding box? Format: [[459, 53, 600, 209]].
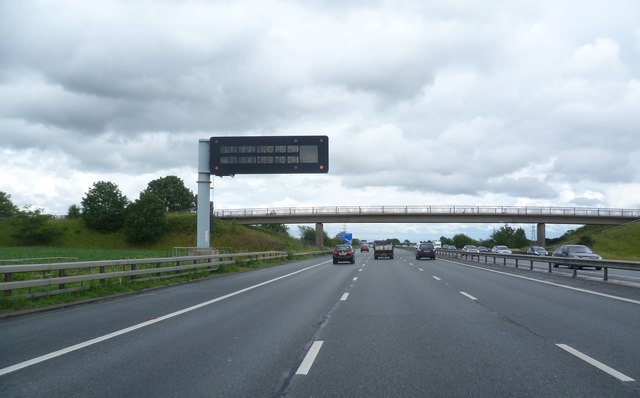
[[1, 251, 639, 397]]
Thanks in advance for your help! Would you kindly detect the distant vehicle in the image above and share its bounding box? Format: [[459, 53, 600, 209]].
[[416, 243, 436, 260], [552, 244, 602, 270], [462, 245, 479, 253], [527, 246, 548, 256], [477, 246, 489, 253], [491, 245, 512, 254], [433, 241, 442, 250], [333, 244, 355, 264], [360, 244, 370, 252], [374, 240, 394, 260]]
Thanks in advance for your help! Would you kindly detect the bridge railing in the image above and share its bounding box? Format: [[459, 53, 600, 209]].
[[215, 205, 640, 218]]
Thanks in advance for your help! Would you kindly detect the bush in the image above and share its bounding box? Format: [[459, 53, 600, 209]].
[[578, 235, 595, 247], [10, 208, 58, 245]]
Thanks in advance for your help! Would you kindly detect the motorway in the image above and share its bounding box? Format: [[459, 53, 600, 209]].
[[1, 250, 639, 397]]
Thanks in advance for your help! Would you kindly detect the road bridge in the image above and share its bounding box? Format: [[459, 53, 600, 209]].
[[215, 205, 640, 247]]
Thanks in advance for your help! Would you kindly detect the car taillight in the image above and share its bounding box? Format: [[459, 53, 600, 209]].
[[333, 251, 339, 255], [348, 250, 354, 255]]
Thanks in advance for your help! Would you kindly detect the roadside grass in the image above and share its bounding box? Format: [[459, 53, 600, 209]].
[[0, 213, 322, 313], [591, 221, 640, 260]]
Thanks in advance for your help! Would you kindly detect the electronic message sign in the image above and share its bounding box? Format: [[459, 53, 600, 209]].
[[210, 135, 328, 176]]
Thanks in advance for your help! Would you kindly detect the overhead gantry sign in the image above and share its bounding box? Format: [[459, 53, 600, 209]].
[[210, 135, 329, 176], [197, 135, 329, 248]]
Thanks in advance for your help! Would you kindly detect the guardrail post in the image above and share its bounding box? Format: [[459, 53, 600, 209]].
[[530, 260, 533, 270], [4, 273, 11, 296], [603, 267, 608, 281], [59, 269, 66, 290], [572, 266, 577, 278], [548, 262, 552, 273], [100, 266, 106, 285], [515, 259, 519, 268]]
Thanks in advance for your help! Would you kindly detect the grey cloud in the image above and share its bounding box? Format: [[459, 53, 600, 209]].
[[2, 0, 640, 215]]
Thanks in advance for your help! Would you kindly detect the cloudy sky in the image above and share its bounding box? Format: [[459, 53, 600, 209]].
[[1, 0, 639, 243]]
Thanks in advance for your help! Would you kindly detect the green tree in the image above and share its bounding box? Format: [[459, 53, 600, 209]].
[[512, 227, 529, 248], [81, 181, 129, 232], [146, 176, 195, 212], [452, 233, 477, 248], [10, 207, 58, 245], [299, 225, 317, 246], [386, 238, 402, 246], [440, 236, 454, 245], [0, 191, 18, 218], [298, 225, 336, 247], [491, 224, 515, 246], [67, 204, 81, 218], [491, 224, 529, 248], [124, 191, 167, 244]]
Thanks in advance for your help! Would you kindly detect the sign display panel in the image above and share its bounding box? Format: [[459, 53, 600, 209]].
[[210, 136, 328, 175], [337, 232, 353, 245]]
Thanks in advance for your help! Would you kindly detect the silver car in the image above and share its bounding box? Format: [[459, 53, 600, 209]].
[[552, 244, 602, 270], [491, 245, 512, 254], [462, 245, 479, 253]]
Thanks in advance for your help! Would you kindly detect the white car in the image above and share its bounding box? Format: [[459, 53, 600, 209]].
[[462, 245, 479, 253], [491, 245, 512, 254]]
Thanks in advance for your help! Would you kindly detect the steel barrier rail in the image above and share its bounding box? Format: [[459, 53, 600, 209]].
[[0, 250, 328, 299], [435, 249, 640, 281]]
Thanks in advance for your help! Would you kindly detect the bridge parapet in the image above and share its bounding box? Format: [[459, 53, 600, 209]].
[[215, 205, 640, 220]]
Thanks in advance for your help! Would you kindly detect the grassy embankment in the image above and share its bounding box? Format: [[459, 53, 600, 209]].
[[545, 221, 640, 260], [0, 214, 317, 312]]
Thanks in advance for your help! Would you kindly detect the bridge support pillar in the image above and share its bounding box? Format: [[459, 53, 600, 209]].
[[315, 223, 324, 249], [537, 223, 546, 247]]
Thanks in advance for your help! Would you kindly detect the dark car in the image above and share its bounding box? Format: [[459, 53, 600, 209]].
[[527, 246, 548, 256], [333, 244, 355, 264], [360, 244, 370, 252], [477, 246, 489, 253], [552, 244, 602, 270], [416, 243, 436, 260]]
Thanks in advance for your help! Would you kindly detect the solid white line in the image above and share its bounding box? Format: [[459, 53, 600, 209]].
[[432, 276, 441, 281], [556, 344, 635, 382], [296, 341, 324, 375], [460, 291, 477, 301], [353, 277, 358, 281], [0, 260, 331, 378], [340, 293, 349, 301], [440, 258, 640, 306]]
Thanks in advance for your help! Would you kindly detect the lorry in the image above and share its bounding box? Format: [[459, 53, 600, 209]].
[[374, 240, 394, 259]]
